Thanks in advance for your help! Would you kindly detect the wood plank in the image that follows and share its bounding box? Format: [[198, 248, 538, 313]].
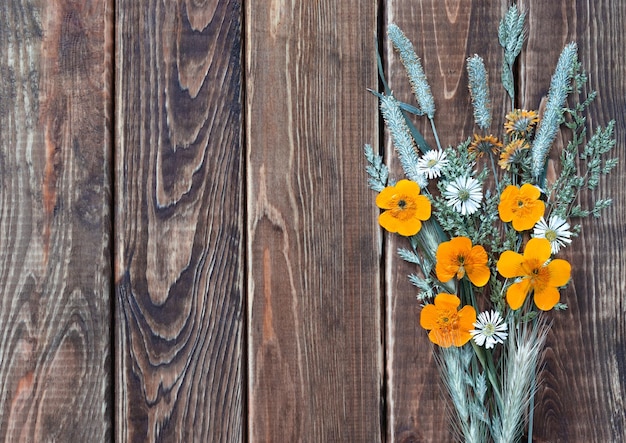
[[383, 2, 509, 441], [519, 0, 626, 441], [0, 0, 112, 441], [114, 0, 243, 441], [245, 2, 382, 441]]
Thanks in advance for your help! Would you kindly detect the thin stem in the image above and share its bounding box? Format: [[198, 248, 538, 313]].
[[489, 153, 500, 188], [429, 117, 442, 151]]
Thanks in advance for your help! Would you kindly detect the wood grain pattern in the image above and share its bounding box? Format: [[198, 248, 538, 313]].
[[114, 0, 243, 441], [383, 2, 509, 441], [0, 0, 112, 441], [519, 0, 626, 441], [245, 2, 383, 441]]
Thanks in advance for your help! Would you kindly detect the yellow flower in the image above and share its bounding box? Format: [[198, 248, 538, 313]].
[[498, 183, 545, 231], [504, 109, 539, 136], [497, 238, 571, 310], [435, 237, 490, 287], [469, 134, 502, 158], [420, 293, 477, 347], [376, 179, 431, 236], [498, 138, 530, 170]]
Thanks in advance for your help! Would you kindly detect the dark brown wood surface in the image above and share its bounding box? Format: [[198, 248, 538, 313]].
[[0, 0, 112, 441], [0, 0, 624, 442], [114, 0, 243, 441], [245, 2, 382, 441]]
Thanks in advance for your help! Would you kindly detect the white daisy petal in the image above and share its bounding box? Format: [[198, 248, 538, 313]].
[[533, 215, 572, 254], [443, 176, 483, 215], [470, 310, 508, 349], [417, 149, 448, 179]]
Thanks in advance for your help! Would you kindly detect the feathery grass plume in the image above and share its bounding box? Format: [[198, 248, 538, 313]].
[[492, 319, 550, 443], [364, 144, 389, 191], [387, 23, 436, 119], [466, 55, 492, 130], [531, 42, 578, 180], [437, 346, 490, 443], [498, 5, 526, 102], [379, 93, 427, 186]]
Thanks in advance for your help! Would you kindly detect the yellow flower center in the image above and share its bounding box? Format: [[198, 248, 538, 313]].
[[483, 323, 496, 337], [391, 195, 416, 220], [437, 310, 459, 333], [522, 258, 550, 291], [455, 255, 466, 279], [512, 195, 536, 215], [427, 158, 438, 167], [545, 229, 558, 242], [458, 189, 470, 202]]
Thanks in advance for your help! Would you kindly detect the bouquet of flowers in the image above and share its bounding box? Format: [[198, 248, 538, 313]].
[[364, 5, 617, 442]]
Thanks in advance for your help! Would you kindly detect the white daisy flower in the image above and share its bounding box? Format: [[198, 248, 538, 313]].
[[417, 149, 448, 179], [443, 176, 483, 215], [533, 215, 572, 254], [470, 310, 508, 349]]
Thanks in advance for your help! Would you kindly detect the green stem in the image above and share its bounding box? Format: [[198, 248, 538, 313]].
[[429, 117, 442, 151], [471, 341, 503, 408], [489, 153, 500, 188]]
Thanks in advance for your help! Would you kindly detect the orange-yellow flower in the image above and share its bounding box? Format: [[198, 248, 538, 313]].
[[498, 183, 545, 231], [435, 237, 490, 287], [497, 238, 571, 311], [498, 138, 530, 170], [469, 134, 503, 158], [504, 109, 539, 136], [420, 293, 477, 347], [376, 179, 431, 236]]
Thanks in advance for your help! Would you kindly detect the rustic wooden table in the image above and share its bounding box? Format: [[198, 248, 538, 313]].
[[0, 1, 623, 441]]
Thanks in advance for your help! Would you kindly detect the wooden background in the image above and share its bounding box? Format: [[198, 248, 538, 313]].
[[0, 0, 624, 441]]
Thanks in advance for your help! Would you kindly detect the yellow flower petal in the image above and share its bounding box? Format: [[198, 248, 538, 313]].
[[506, 280, 531, 310], [497, 185, 517, 222], [435, 237, 489, 286], [419, 303, 439, 330], [547, 258, 571, 287], [378, 211, 400, 232], [523, 238, 552, 264], [376, 180, 431, 236], [414, 194, 432, 220], [466, 245, 490, 287], [497, 250, 524, 278], [498, 184, 545, 231], [420, 294, 474, 348], [534, 286, 561, 311], [434, 293, 461, 309], [375, 186, 398, 209], [520, 183, 541, 200], [396, 218, 422, 237]]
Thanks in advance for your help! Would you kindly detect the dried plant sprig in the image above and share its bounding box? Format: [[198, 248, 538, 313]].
[[531, 42, 579, 180], [467, 55, 492, 130], [438, 346, 490, 443], [364, 144, 389, 192], [387, 23, 436, 119], [379, 94, 427, 187], [498, 5, 526, 103], [364, 12, 617, 443], [492, 319, 550, 443]]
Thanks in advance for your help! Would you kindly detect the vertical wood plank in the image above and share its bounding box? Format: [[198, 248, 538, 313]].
[[383, 2, 508, 441], [114, 0, 243, 441], [519, 0, 626, 441], [0, 0, 113, 441], [245, 2, 382, 441]]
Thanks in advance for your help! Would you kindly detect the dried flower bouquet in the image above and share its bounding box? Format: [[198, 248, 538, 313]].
[[364, 5, 617, 442]]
